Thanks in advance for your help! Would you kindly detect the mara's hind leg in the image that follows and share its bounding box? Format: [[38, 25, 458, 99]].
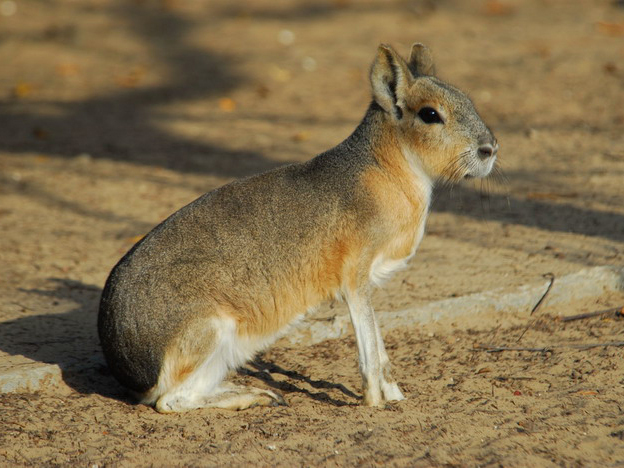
[[156, 382, 286, 413], [211, 382, 286, 410], [153, 356, 227, 413], [153, 315, 286, 413], [189, 382, 286, 411]]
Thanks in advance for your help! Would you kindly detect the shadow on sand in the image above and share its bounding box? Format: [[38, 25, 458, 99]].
[[1, 278, 357, 407], [1, 2, 285, 179]]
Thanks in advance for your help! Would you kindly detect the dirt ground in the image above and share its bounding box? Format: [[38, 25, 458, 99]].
[[1, 0, 624, 466]]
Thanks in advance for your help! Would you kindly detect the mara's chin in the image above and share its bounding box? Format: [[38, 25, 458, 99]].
[[466, 157, 497, 179]]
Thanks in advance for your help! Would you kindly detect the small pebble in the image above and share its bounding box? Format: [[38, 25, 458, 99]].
[[302, 56, 317, 72], [278, 29, 295, 46]]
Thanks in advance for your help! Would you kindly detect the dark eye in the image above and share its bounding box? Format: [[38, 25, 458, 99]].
[[417, 107, 443, 124]]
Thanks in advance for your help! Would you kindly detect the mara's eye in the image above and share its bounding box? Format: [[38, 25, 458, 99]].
[[417, 107, 443, 124]]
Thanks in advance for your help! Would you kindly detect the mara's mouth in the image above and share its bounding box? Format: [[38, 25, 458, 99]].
[[463, 153, 497, 179]]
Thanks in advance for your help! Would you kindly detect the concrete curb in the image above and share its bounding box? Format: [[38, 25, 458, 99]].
[[1, 265, 622, 394], [0, 362, 62, 394], [283, 265, 624, 346]]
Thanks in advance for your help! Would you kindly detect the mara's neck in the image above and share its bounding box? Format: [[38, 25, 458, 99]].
[[341, 102, 387, 153], [349, 102, 433, 205]]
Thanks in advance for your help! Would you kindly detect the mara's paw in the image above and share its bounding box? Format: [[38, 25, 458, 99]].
[[216, 385, 288, 411], [363, 382, 404, 407], [155, 395, 198, 413], [382, 382, 405, 402], [363, 388, 385, 407], [248, 388, 288, 409]]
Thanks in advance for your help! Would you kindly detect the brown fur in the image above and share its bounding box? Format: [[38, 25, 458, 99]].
[[98, 43, 498, 412]]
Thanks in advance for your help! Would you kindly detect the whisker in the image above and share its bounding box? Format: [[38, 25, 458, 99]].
[[438, 149, 474, 193], [491, 166, 509, 186], [488, 165, 511, 211], [483, 177, 492, 214], [451, 150, 471, 183]]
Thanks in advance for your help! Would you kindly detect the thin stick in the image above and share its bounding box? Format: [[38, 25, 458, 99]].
[[493, 376, 535, 381], [516, 273, 555, 343], [475, 345, 551, 353], [558, 307, 622, 322], [474, 341, 624, 353], [567, 341, 624, 350], [530, 273, 555, 316]]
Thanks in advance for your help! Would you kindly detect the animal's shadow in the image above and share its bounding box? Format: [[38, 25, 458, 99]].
[[1, 278, 357, 406], [0, 279, 123, 400], [432, 179, 624, 245], [243, 357, 360, 407]]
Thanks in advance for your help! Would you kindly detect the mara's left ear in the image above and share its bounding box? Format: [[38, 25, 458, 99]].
[[370, 44, 413, 119], [408, 43, 435, 77]]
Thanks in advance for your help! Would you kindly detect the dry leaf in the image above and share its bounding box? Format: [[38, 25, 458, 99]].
[[484, 0, 515, 16], [526, 41, 551, 59], [256, 84, 270, 98], [55, 63, 80, 77], [116, 66, 146, 88], [575, 390, 598, 396], [517, 420, 535, 430], [476, 367, 491, 374], [13, 82, 33, 98], [604, 62, 618, 75], [126, 235, 145, 244], [526, 192, 578, 201], [218, 98, 237, 112], [32, 127, 49, 139], [596, 21, 624, 37], [292, 131, 310, 142]]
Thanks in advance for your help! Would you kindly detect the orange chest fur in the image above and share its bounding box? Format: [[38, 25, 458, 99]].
[[361, 165, 431, 285]]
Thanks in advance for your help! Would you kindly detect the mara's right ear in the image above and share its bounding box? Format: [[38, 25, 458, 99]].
[[370, 44, 412, 119], [408, 43, 435, 77]]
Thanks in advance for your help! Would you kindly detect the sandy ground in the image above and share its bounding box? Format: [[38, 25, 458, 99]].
[[1, 0, 624, 466]]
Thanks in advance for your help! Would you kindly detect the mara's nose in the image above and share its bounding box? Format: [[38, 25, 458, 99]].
[[477, 143, 496, 159]]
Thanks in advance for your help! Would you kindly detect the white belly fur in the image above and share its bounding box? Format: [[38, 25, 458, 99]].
[[369, 219, 427, 287]]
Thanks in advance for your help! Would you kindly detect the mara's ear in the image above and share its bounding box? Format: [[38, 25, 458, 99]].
[[370, 44, 412, 119], [408, 43, 435, 77]]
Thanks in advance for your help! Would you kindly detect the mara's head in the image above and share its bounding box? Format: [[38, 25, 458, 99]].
[[370, 43, 498, 182]]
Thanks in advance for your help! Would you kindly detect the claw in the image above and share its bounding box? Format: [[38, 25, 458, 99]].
[[270, 392, 288, 407]]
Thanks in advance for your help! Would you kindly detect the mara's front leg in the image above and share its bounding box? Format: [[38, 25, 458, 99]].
[[346, 288, 404, 406], [374, 320, 405, 402]]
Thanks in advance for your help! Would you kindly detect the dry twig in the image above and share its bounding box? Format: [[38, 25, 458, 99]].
[[474, 341, 624, 353], [530, 273, 555, 316], [516, 273, 555, 343], [566, 341, 624, 350], [558, 306, 623, 322], [474, 345, 551, 353]]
